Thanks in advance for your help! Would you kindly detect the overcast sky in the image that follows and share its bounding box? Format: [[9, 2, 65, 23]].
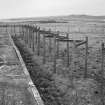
[[0, 0, 105, 19]]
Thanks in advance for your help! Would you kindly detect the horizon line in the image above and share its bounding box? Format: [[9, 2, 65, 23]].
[[1, 14, 105, 20]]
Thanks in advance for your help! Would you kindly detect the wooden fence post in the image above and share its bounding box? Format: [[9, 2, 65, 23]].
[[84, 37, 88, 78], [21, 25, 24, 41], [28, 25, 31, 47], [32, 26, 35, 52], [36, 27, 38, 44], [23, 25, 26, 43], [6, 25, 8, 33], [33, 26, 37, 53], [53, 34, 57, 73], [29, 25, 32, 48], [56, 31, 59, 58], [22, 25, 25, 41], [30, 26, 33, 48], [24, 25, 26, 43], [19, 25, 21, 39], [0, 25, 1, 33], [101, 42, 104, 105], [11, 24, 12, 34], [67, 33, 70, 67], [43, 33, 46, 64], [28, 25, 30, 47], [22, 25, 25, 42], [31, 26, 33, 49], [31, 26, 33, 48], [25, 25, 28, 44], [49, 29, 52, 54], [73, 40, 78, 74], [26, 25, 29, 45], [14, 24, 15, 34], [37, 27, 40, 56]]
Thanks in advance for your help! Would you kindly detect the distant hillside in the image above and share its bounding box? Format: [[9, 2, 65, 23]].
[[68, 15, 105, 19], [1, 15, 105, 23]]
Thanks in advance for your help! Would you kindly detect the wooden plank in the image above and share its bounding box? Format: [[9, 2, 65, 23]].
[[45, 34, 54, 38], [75, 41, 86, 47], [57, 38, 83, 42], [57, 35, 68, 39], [40, 30, 58, 36], [45, 35, 67, 39]]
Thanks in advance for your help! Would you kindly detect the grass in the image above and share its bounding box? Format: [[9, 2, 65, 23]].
[[13, 35, 104, 105]]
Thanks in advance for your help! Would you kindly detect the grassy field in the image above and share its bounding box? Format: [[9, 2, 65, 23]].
[[6, 15, 105, 105], [33, 15, 105, 105]]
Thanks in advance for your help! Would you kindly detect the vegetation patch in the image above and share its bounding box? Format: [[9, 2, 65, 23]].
[[13, 36, 103, 105]]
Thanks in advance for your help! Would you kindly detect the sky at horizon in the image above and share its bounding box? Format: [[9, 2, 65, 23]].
[[0, 0, 105, 19]]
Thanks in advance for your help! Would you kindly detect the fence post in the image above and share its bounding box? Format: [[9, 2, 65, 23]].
[[22, 25, 25, 40], [101, 42, 104, 105], [26, 25, 29, 45], [23, 25, 26, 43], [6, 24, 8, 33], [11, 24, 12, 34], [22, 25, 25, 42], [36, 27, 38, 44], [73, 40, 77, 73], [19, 25, 21, 39], [33, 26, 37, 53], [84, 37, 88, 78], [32, 26, 35, 52], [31, 26, 33, 49], [37, 27, 40, 56], [49, 29, 52, 54], [53, 34, 57, 73], [14, 24, 15, 34], [67, 33, 70, 67], [56, 31, 59, 58], [31, 26, 33, 50], [43, 33, 46, 64], [29, 25, 32, 48], [28, 25, 31, 47], [25, 25, 27, 44], [22, 25, 24, 41]]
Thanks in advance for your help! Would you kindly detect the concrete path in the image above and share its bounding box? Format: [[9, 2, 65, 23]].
[[0, 32, 44, 105]]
